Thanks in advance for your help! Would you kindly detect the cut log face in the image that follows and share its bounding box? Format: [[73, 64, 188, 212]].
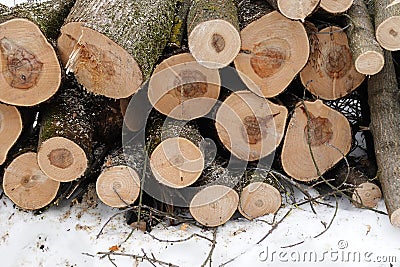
[[0, 19, 61, 106], [96, 166, 140, 208], [300, 26, 366, 100], [238, 182, 281, 220], [37, 137, 88, 182], [375, 0, 400, 51], [190, 185, 239, 227], [3, 152, 60, 210], [320, 0, 353, 14], [58, 22, 142, 99], [150, 137, 204, 188], [266, 0, 319, 20], [352, 182, 382, 208], [215, 90, 288, 161], [281, 100, 352, 182], [234, 11, 309, 98], [0, 104, 22, 165], [189, 19, 241, 69], [148, 53, 220, 120]]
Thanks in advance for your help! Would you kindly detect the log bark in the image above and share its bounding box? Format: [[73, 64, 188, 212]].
[[346, 0, 384, 75], [0, 104, 22, 165], [215, 90, 288, 161], [234, 4, 309, 98], [148, 53, 220, 120], [368, 50, 400, 227], [237, 0, 273, 30], [281, 100, 352, 182], [319, 0, 353, 14], [300, 26, 366, 100], [168, 0, 191, 49], [57, 0, 176, 99], [374, 0, 400, 51], [38, 83, 94, 182], [264, 0, 319, 21], [0, 4, 9, 14], [187, 0, 240, 69]]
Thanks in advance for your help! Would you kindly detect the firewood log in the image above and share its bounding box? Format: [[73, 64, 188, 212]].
[[374, 0, 400, 51], [264, 0, 319, 21], [0, 104, 22, 165], [320, 0, 353, 14]]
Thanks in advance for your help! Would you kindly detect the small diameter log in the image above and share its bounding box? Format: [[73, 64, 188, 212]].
[[368, 50, 400, 227], [325, 161, 382, 208], [96, 148, 141, 208], [3, 152, 60, 210], [0, 19, 61, 106], [190, 184, 239, 227], [187, 0, 240, 69], [0, 104, 22, 165], [215, 90, 288, 161], [148, 116, 205, 188], [346, 0, 384, 75], [148, 53, 220, 120], [234, 8, 309, 98], [374, 0, 400, 51], [264, 0, 319, 21], [38, 86, 93, 182], [319, 0, 353, 14], [281, 100, 352, 182], [300, 26, 366, 100], [57, 0, 176, 99], [168, 0, 192, 49]]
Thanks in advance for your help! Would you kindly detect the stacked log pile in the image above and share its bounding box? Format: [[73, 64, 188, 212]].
[[1, 0, 400, 229]]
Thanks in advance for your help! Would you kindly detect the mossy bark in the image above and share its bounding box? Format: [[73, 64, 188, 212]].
[[0, 0, 75, 41], [368, 50, 400, 226], [237, 0, 273, 29], [187, 0, 239, 34], [168, 0, 192, 49], [0, 4, 9, 14], [64, 0, 176, 80]]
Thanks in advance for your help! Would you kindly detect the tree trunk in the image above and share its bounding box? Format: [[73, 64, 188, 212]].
[[234, 2, 309, 98], [57, 0, 176, 99], [346, 0, 384, 75], [374, 0, 400, 51], [300, 25, 366, 100], [281, 100, 352, 182], [215, 90, 288, 161], [0, 104, 22, 165], [38, 83, 94, 182], [187, 0, 240, 69], [264, 0, 319, 21], [148, 53, 220, 120], [319, 0, 353, 14], [168, 0, 191, 49], [368, 50, 400, 227]]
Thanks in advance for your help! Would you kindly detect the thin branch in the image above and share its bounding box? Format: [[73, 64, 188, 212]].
[[97, 251, 179, 267], [201, 228, 217, 267]]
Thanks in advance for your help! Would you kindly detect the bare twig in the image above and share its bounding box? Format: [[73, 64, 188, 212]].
[[201, 228, 217, 267], [97, 251, 179, 267]]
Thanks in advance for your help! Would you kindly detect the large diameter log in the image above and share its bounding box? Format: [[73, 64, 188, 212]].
[[264, 0, 319, 21], [319, 0, 353, 14], [38, 86, 93, 182], [189, 185, 239, 227], [346, 0, 384, 75], [234, 9, 309, 98], [57, 0, 176, 99], [187, 0, 240, 69], [215, 90, 288, 161], [0, 19, 61, 106], [148, 53, 220, 120], [368, 50, 400, 227], [300, 26, 366, 100], [3, 152, 60, 210], [281, 100, 352, 182], [374, 0, 400, 51], [0, 104, 22, 165]]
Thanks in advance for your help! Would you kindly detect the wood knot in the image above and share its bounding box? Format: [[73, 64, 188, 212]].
[[173, 70, 208, 99], [211, 33, 225, 53], [250, 41, 286, 78], [0, 37, 43, 89], [48, 148, 73, 169]]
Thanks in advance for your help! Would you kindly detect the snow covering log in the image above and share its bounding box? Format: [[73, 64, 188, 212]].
[[0, 104, 22, 165], [346, 0, 384, 75], [368, 50, 400, 227], [215, 90, 287, 161], [235, 1, 309, 98], [374, 0, 400, 51], [148, 53, 220, 120], [319, 0, 353, 14], [264, 0, 319, 21], [281, 100, 352, 182], [57, 0, 176, 98], [300, 26, 366, 100], [187, 0, 240, 69]]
